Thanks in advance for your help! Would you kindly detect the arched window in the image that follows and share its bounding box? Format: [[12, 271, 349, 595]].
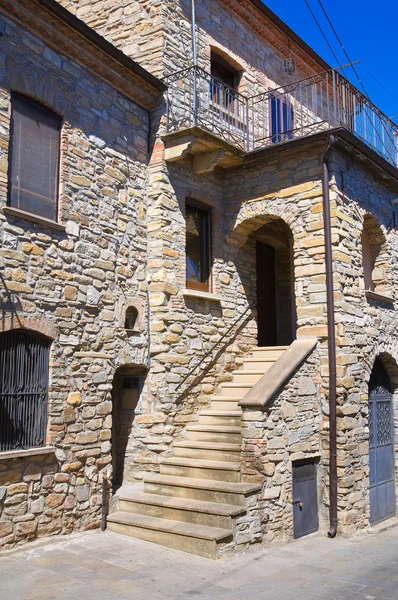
[[0, 330, 50, 451], [124, 306, 139, 330], [361, 214, 387, 293]]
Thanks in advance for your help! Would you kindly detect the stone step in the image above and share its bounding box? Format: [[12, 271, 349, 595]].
[[118, 491, 246, 529], [185, 425, 241, 443], [210, 400, 241, 411], [231, 370, 266, 384], [241, 359, 274, 371], [107, 511, 232, 559], [160, 456, 241, 482], [144, 474, 261, 506], [219, 383, 254, 397], [174, 441, 241, 462], [250, 347, 288, 360], [198, 410, 242, 426]]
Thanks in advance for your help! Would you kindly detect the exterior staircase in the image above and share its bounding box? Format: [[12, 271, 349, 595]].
[[107, 346, 288, 558]]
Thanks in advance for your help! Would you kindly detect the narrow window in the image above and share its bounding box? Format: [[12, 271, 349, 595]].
[[270, 94, 294, 143], [210, 52, 240, 108], [186, 200, 211, 291], [362, 228, 374, 291], [124, 306, 139, 331], [8, 92, 61, 221], [0, 330, 50, 452]]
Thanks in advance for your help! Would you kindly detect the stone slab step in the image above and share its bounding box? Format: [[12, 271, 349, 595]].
[[160, 456, 240, 482], [185, 425, 241, 443], [211, 401, 240, 411], [160, 457, 240, 470], [241, 359, 274, 371], [118, 491, 245, 528], [198, 410, 241, 426], [219, 383, 254, 397], [174, 441, 241, 461], [107, 511, 232, 559], [144, 474, 261, 506], [231, 370, 266, 384]]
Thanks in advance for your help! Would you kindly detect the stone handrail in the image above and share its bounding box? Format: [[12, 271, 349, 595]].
[[239, 338, 318, 409]]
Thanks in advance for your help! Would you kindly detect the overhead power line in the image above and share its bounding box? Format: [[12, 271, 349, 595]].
[[302, 0, 345, 73], [316, 0, 369, 99]]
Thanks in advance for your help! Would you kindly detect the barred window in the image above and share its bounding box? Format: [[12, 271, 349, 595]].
[[0, 330, 50, 452], [8, 93, 61, 221]]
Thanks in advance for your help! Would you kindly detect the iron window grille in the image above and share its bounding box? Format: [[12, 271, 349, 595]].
[[0, 330, 50, 452]]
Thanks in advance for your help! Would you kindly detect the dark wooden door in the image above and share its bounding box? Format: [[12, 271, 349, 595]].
[[256, 241, 277, 346], [293, 461, 319, 539]]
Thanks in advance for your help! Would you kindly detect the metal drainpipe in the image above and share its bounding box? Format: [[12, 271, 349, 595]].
[[322, 135, 338, 538]]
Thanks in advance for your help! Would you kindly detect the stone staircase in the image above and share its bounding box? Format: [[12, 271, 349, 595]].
[[107, 346, 288, 558]]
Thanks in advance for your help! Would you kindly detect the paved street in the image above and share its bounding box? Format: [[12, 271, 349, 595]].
[[1, 523, 398, 600]]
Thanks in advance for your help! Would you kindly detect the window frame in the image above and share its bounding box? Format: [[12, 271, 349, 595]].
[[7, 91, 62, 223], [185, 199, 212, 292], [269, 93, 294, 144], [210, 52, 241, 109], [0, 329, 51, 453]]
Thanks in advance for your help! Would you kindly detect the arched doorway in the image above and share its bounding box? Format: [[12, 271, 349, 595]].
[[255, 218, 296, 346], [111, 365, 147, 489], [369, 358, 396, 525]]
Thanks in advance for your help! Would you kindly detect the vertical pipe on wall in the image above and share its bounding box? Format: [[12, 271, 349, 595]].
[[322, 135, 338, 538], [191, 0, 198, 125]]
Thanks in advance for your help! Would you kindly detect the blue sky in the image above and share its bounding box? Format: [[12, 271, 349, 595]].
[[262, 0, 398, 121]]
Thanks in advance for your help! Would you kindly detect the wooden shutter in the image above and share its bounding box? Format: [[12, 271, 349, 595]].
[[9, 93, 61, 221]]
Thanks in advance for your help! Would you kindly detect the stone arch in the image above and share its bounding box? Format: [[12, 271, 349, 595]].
[[119, 297, 146, 334], [229, 209, 297, 346], [229, 199, 302, 248], [361, 214, 389, 294], [5, 67, 78, 121], [0, 311, 57, 340]]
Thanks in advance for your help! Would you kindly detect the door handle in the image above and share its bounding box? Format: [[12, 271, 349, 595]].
[[293, 499, 303, 509]]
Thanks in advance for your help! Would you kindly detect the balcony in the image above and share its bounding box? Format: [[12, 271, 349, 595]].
[[163, 66, 398, 170]]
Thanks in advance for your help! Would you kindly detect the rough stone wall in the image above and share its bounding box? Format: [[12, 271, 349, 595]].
[[0, 14, 150, 549], [241, 350, 325, 544], [57, 0, 165, 77], [56, 0, 326, 90], [326, 157, 398, 534]]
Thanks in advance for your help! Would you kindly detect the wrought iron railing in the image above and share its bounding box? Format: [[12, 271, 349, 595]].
[[164, 66, 398, 167], [175, 300, 255, 392], [0, 330, 50, 451]]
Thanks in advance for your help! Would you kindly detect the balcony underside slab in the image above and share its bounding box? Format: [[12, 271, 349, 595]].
[[163, 127, 244, 172]]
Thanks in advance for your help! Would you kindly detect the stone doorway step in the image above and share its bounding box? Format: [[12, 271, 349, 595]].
[[107, 346, 288, 558]]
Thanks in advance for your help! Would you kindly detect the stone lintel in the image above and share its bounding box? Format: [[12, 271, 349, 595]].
[[365, 290, 394, 305]]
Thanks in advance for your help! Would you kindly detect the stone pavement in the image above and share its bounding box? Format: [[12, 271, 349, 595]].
[[1, 523, 398, 600]]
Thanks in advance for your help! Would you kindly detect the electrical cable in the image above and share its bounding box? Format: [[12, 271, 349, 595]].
[[316, 0, 369, 97], [314, 0, 395, 162], [303, 0, 395, 164], [302, 0, 345, 73]]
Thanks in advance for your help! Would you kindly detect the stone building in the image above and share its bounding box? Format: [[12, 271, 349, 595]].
[[1, 0, 398, 558]]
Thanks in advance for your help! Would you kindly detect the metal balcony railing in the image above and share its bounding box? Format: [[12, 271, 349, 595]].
[[164, 66, 398, 167]]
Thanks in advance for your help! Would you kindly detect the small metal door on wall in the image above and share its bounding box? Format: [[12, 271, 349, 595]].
[[292, 460, 318, 538], [369, 359, 396, 525]]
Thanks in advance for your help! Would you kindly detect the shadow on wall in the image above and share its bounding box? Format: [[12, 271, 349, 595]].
[[111, 364, 147, 490]]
